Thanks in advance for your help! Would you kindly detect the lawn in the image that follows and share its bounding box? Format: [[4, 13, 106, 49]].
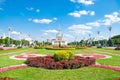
[[0, 47, 120, 80]]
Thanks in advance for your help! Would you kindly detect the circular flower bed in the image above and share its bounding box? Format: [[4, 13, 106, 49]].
[[25, 55, 96, 70], [75, 54, 111, 59], [10, 54, 47, 60]]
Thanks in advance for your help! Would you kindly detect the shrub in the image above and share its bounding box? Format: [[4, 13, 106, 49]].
[[34, 46, 46, 49], [75, 46, 87, 49], [53, 50, 74, 61], [0, 47, 3, 50], [97, 46, 102, 48], [26, 55, 96, 70], [17, 46, 22, 49], [46, 47, 75, 50], [115, 44, 120, 50]]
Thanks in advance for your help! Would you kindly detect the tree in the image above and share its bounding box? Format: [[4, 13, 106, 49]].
[[107, 39, 113, 47]]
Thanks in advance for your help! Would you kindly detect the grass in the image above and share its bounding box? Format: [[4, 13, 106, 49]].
[[0, 48, 31, 54], [0, 48, 34, 67], [0, 67, 120, 80], [0, 47, 120, 80]]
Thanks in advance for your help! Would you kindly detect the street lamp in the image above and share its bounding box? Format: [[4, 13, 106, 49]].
[[108, 26, 112, 39], [97, 31, 100, 45], [8, 26, 11, 47], [89, 34, 92, 46], [74, 36, 77, 47], [19, 32, 22, 47], [108, 26, 113, 47], [41, 36, 43, 46]]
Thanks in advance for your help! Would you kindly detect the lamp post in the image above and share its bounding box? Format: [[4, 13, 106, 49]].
[[97, 31, 100, 45], [8, 26, 11, 47], [41, 36, 43, 46], [108, 26, 112, 46], [19, 32, 22, 47], [108, 26, 112, 39], [89, 34, 92, 46], [74, 36, 77, 47], [28, 34, 30, 46]]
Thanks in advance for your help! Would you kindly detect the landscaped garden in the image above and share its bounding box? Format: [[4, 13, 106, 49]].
[[0, 47, 120, 80]]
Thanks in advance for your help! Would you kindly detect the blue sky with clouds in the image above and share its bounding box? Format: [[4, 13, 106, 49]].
[[0, 0, 120, 42]]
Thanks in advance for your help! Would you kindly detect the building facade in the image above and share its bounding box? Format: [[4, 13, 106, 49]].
[[52, 29, 67, 47]]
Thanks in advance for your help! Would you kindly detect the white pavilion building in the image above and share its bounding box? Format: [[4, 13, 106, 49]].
[[51, 29, 67, 47]]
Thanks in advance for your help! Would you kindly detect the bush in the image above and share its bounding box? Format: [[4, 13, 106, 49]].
[[53, 51, 74, 61], [115, 44, 120, 50], [34, 46, 46, 49], [75, 46, 87, 49], [0, 47, 3, 50], [97, 46, 102, 48], [46, 47, 75, 50], [26, 55, 96, 70], [17, 46, 22, 49]]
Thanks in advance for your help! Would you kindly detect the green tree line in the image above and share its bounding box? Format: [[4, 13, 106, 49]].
[[68, 35, 120, 47], [0, 37, 29, 47]]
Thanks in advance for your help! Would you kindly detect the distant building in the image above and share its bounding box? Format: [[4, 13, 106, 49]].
[[52, 29, 67, 47]]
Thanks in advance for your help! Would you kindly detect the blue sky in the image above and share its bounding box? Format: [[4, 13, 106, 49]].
[[0, 0, 120, 42]]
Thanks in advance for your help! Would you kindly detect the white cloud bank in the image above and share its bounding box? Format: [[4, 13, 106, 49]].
[[26, 7, 34, 11], [68, 24, 92, 34], [68, 10, 95, 18], [102, 12, 120, 26], [67, 11, 120, 40], [11, 31, 20, 35], [70, 0, 94, 5], [29, 17, 58, 24], [45, 29, 58, 33], [33, 19, 52, 24]]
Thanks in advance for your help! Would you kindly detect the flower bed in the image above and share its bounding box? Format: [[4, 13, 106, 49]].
[[26, 55, 96, 70], [0, 77, 16, 80], [0, 64, 28, 73], [75, 54, 111, 59], [0, 47, 4, 50], [10, 54, 48, 60], [92, 64, 120, 72]]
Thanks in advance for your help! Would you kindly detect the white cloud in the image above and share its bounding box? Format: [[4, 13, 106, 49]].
[[62, 33, 75, 42], [64, 34, 74, 38], [74, 30, 92, 34], [53, 17, 58, 20], [90, 11, 95, 16], [99, 35, 107, 40], [68, 10, 95, 18], [11, 31, 20, 35], [86, 21, 100, 27], [84, 11, 120, 27], [70, 0, 94, 5], [32, 19, 52, 24], [68, 24, 92, 35], [102, 12, 120, 26], [26, 7, 34, 11], [68, 24, 92, 30], [25, 37, 32, 41], [36, 9, 40, 13], [45, 29, 58, 33]]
